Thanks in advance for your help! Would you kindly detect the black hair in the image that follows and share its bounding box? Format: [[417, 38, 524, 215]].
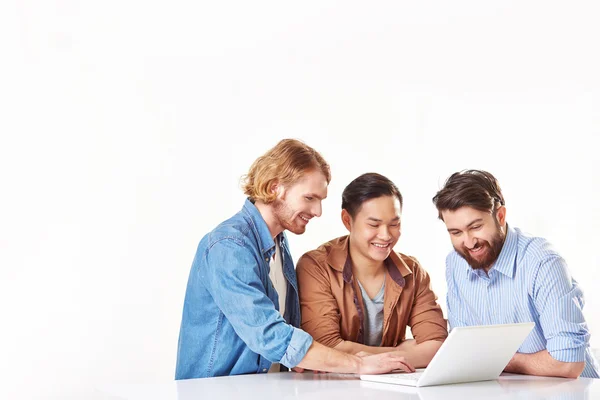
[[342, 173, 403, 217]]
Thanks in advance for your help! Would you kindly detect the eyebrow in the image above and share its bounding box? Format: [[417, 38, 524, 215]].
[[367, 216, 400, 223], [306, 193, 327, 200], [447, 218, 484, 232]]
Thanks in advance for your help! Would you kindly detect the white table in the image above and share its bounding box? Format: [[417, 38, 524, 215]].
[[99, 372, 600, 400]]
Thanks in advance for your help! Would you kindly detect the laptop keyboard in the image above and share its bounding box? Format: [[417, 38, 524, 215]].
[[386, 372, 423, 380]]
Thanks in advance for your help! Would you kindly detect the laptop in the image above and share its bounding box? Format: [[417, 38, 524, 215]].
[[360, 322, 535, 387]]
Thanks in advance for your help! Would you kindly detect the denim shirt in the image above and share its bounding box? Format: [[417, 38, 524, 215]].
[[175, 199, 313, 379]]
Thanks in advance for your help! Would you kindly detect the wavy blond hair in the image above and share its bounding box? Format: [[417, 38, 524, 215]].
[[241, 139, 331, 203]]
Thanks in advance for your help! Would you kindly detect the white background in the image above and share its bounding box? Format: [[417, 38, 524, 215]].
[[1, 1, 599, 398]]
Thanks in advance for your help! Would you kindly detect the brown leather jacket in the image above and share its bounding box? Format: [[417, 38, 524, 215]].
[[296, 236, 447, 348]]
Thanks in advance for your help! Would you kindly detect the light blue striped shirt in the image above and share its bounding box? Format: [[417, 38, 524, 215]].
[[446, 225, 600, 378]]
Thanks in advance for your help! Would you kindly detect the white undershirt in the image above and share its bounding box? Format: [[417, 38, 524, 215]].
[[268, 242, 287, 373]]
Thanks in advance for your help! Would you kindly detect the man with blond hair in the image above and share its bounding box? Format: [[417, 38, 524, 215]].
[[175, 139, 414, 379]]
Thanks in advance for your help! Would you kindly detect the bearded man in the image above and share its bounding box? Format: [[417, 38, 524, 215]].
[[175, 139, 414, 379], [433, 169, 599, 379]]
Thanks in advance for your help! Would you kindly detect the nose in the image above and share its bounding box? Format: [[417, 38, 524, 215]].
[[464, 233, 477, 249], [378, 225, 392, 241], [312, 201, 322, 218]]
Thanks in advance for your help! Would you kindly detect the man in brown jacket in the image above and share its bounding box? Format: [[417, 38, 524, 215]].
[[297, 173, 447, 368]]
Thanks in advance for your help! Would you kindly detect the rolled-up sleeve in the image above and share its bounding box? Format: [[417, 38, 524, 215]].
[[202, 238, 312, 367], [279, 327, 313, 367], [296, 254, 344, 348], [407, 258, 448, 343], [533, 256, 590, 363]]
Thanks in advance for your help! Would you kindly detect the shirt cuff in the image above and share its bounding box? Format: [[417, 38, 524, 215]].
[[549, 347, 587, 363], [279, 327, 313, 368]]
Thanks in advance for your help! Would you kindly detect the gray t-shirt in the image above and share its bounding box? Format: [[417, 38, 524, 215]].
[[357, 276, 385, 346]]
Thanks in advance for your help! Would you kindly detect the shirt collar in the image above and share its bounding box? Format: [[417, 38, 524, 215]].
[[326, 235, 411, 288], [242, 198, 277, 258], [490, 224, 517, 278]]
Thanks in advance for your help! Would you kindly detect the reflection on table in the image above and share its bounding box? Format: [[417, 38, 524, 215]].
[[99, 371, 599, 400]]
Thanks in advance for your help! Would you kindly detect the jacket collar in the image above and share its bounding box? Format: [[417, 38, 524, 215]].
[[326, 236, 411, 288]]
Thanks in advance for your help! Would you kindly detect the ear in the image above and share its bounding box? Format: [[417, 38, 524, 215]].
[[495, 205, 507, 227], [270, 180, 284, 199], [341, 209, 353, 232]]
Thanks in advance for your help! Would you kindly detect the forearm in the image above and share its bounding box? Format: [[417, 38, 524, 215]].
[[504, 351, 584, 379], [333, 338, 442, 368], [394, 339, 442, 368], [296, 341, 361, 373], [333, 340, 397, 355], [296, 340, 416, 375]]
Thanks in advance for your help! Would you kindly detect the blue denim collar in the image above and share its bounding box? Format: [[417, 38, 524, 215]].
[[242, 198, 276, 258]]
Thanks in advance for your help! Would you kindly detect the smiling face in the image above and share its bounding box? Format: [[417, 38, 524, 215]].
[[272, 169, 328, 235], [343, 195, 402, 265], [441, 206, 507, 271]]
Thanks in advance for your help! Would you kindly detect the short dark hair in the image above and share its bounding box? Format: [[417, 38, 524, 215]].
[[432, 170, 505, 220], [342, 173, 403, 218]]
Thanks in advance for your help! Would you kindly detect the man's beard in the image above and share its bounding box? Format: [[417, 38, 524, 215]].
[[455, 226, 506, 271], [272, 199, 305, 235]]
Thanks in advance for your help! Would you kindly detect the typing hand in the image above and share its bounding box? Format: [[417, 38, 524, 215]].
[[292, 367, 305, 373], [358, 352, 415, 375]]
